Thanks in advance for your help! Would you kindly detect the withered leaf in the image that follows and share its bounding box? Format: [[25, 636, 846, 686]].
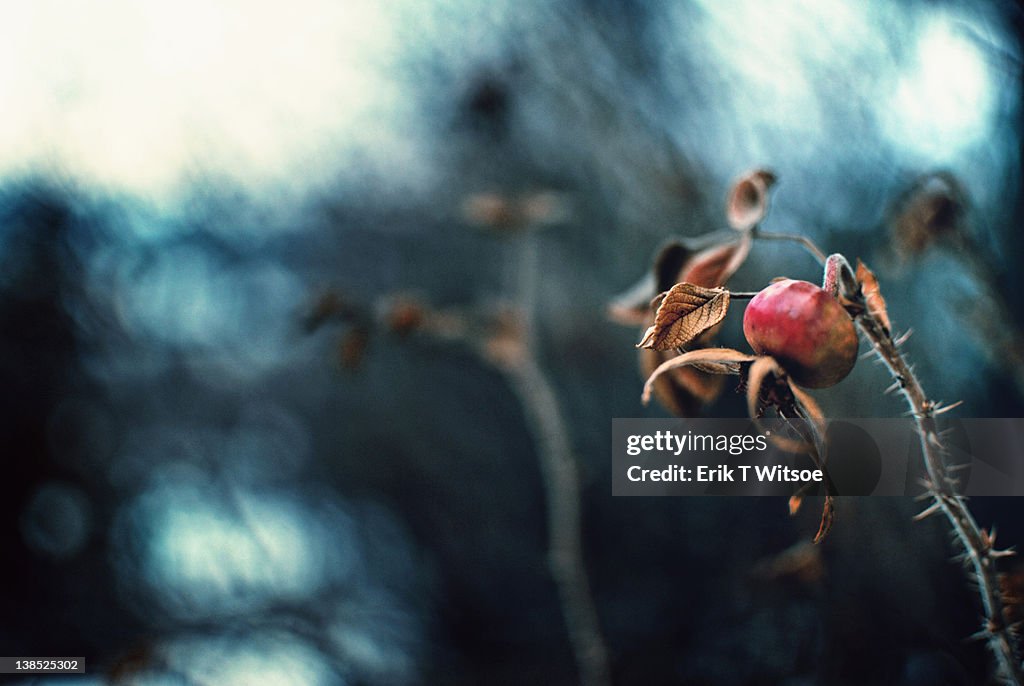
[[655, 242, 695, 292], [681, 235, 752, 288], [607, 273, 657, 327], [637, 283, 731, 351], [856, 259, 891, 333], [642, 347, 755, 405], [788, 495, 803, 515], [751, 540, 824, 584], [640, 348, 724, 416], [726, 168, 777, 232]]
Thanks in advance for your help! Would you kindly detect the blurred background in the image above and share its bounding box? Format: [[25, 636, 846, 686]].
[[1, 1, 1022, 684]]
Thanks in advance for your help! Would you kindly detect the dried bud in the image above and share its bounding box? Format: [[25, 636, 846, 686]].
[[387, 299, 426, 336], [726, 168, 777, 232], [889, 172, 967, 257]]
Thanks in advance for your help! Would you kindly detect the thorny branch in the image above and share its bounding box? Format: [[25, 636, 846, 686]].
[[776, 235, 1024, 685], [856, 309, 1023, 685]]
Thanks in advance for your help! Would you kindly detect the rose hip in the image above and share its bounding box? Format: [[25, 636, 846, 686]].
[[742, 279, 858, 388]]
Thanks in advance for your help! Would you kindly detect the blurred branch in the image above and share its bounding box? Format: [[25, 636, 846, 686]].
[[496, 342, 611, 686], [310, 201, 611, 685], [468, 193, 611, 686]]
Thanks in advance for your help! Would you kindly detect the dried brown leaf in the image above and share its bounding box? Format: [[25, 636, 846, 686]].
[[641, 348, 754, 405], [752, 540, 824, 584], [681, 235, 752, 288], [726, 168, 777, 232], [856, 259, 891, 333], [607, 273, 657, 327], [788, 495, 803, 516], [655, 242, 695, 292], [637, 283, 731, 351], [640, 348, 724, 416]]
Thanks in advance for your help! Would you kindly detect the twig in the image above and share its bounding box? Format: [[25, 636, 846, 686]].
[[752, 229, 828, 266]]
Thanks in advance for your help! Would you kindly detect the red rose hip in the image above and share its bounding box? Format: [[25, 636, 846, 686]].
[[743, 279, 858, 388]]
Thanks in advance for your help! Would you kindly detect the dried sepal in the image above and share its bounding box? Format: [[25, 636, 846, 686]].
[[641, 348, 755, 405], [813, 495, 836, 544], [745, 357, 811, 453], [726, 168, 777, 232], [856, 259, 891, 334], [745, 355, 785, 419], [637, 283, 731, 351], [787, 378, 828, 444]]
